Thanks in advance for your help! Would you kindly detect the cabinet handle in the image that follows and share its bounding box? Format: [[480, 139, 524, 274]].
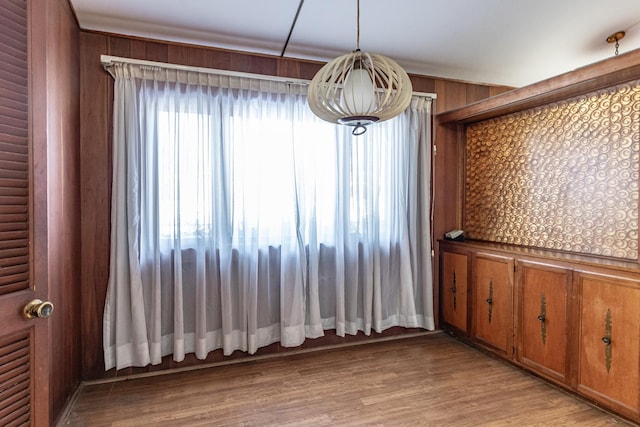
[[451, 271, 457, 294], [604, 308, 612, 374], [451, 271, 457, 310], [487, 278, 494, 323], [539, 292, 547, 345]]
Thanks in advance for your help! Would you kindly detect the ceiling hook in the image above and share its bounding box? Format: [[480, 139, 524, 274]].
[[606, 31, 625, 56]]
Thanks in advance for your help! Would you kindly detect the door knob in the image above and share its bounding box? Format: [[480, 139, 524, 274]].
[[23, 299, 54, 319]]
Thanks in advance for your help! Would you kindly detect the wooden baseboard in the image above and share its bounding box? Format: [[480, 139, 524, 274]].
[[83, 329, 441, 386], [54, 381, 85, 427]]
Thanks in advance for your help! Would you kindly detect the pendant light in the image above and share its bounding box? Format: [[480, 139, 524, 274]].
[[307, 0, 412, 135]]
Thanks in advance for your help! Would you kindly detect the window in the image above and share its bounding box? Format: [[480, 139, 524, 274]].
[[104, 63, 435, 370], [156, 107, 397, 247]]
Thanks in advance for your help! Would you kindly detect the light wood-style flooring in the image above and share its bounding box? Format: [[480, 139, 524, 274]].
[[61, 333, 633, 426]]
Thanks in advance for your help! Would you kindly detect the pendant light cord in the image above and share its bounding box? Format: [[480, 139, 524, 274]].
[[356, 0, 360, 50], [281, 0, 304, 57]]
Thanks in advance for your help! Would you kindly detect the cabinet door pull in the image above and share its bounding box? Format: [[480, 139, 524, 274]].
[[539, 292, 547, 344], [451, 270, 457, 310], [604, 308, 612, 373], [487, 278, 494, 323]]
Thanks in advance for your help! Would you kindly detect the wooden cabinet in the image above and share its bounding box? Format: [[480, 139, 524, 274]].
[[472, 253, 514, 356], [440, 250, 468, 332], [577, 274, 640, 419], [438, 241, 640, 423], [435, 50, 640, 424], [516, 261, 571, 382]]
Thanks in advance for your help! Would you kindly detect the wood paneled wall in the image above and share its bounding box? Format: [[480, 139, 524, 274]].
[[431, 83, 511, 327], [79, 31, 512, 380], [30, 0, 82, 423]]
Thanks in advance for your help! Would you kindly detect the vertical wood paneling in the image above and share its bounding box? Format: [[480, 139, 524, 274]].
[[235, 53, 278, 76], [167, 44, 189, 67], [409, 75, 436, 94], [489, 85, 513, 97], [42, 0, 82, 423], [210, 48, 232, 71], [297, 61, 324, 80], [79, 32, 111, 381], [466, 84, 490, 104], [431, 78, 514, 329], [79, 32, 509, 380], [433, 120, 463, 330], [128, 39, 147, 60], [433, 122, 464, 235], [435, 80, 468, 113], [107, 36, 130, 58], [144, 41, 169, 63], [198, 47, 220, 70], [276, 58, 323, 80]]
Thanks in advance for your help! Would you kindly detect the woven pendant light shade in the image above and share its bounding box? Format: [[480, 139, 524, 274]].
[[307, 50, 412, 135]]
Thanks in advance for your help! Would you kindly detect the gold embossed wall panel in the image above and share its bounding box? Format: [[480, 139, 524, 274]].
[[465, 81, 640, 260]]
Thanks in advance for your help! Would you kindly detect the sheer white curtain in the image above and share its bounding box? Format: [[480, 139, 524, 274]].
[[103, 62, 434, 370]]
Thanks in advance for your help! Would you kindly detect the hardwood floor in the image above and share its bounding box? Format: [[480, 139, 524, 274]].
[[61, 333, 633, 426]]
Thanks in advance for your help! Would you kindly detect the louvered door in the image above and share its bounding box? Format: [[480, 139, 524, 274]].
[[0, 0, 50, 425]]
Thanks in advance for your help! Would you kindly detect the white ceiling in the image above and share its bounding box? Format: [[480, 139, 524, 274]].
[[70, 0, 640, 87]]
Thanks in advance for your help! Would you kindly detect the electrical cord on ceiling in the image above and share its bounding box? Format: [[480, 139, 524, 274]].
[[281, 0, 304, 57]]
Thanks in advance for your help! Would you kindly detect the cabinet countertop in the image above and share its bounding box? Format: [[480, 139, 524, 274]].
[[438, 239, 640, 275]]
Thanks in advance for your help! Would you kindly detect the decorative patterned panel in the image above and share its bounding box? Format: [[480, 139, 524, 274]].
[[465, 81, 640, 260]]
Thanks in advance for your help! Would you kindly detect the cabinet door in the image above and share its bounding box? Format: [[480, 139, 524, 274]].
[[578, 275, 640, 419], [473, 253, 514, 356], [441, 250, 468, 332], [517, 262, 570, 382]]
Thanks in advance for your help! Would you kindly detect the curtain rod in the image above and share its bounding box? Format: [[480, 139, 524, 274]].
[[100, 55, 437, 99]]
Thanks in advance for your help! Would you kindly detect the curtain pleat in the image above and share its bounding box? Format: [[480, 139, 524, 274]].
[[104, 62, 434, 371]]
